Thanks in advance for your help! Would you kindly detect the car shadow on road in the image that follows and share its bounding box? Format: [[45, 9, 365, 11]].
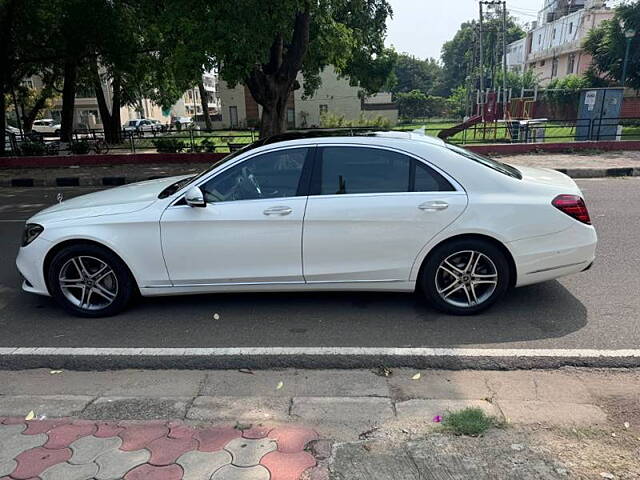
[[2, 280, 586, 348]]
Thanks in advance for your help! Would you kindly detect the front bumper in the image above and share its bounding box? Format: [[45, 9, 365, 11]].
[[16, 236, 52, 296], [509, 224, 597, 287]]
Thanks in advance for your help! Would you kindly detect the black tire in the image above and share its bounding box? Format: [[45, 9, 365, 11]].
[[420, 238, 510, 315], [47, 243, 135, 318]]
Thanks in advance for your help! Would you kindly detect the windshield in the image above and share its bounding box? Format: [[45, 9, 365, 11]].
[[157, 142, 260, 199], [446, 144, 522, 180], [128, 121, 137, 126]]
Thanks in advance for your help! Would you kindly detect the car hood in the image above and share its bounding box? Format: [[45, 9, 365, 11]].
[[30, 175, 190, 224]]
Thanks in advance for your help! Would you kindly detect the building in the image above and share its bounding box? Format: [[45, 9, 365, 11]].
[[28, 70, 220, 130], [215, 66, 398, 129], [505, 38, 527, 73], [505, 0, 613, 85]]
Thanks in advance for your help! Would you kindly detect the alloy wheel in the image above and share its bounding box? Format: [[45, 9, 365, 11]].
[[435, 250, 498, 308], [58, 256, 118, 311]]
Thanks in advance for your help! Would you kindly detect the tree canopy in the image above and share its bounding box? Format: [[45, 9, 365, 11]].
[[390, 54, 444, 97], [584, 2, 640, 91], [441, 17, 525, 95]]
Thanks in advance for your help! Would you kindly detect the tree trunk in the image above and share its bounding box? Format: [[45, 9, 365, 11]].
[[91, 62, 119, 144], [60, 58, 78, 142], [197, 80, 212, 130], [110, 75, 122, 143], [0, 84, 7, 157], [244, 10, 310, 138], [22, 84, 54, 132]]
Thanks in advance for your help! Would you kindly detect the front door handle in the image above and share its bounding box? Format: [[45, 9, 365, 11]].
[[263, 206, 293, 216], [418, 201, 449, 212]]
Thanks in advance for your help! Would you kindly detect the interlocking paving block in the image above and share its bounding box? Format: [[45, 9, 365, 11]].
[[94, 447, 150, 480], [0, 424, 47, 463], [260, 451, 316, 480], [94, 422, 124, 438], [118, 424, 169, 451], [45, 423, 96, 449], [0, 459, 16, 477], [41, 461, 99, 480], [268, 427, 319, 453], [168, 423, 194, 440], [147, 435, 198, 466], [11, 446, 72, 479], [224, 437, 277, 467], [23, 419, 72, 436], [240, 426, 271, 439], [176, 450, 232, 480], [194, 427, 241, 453], [211, 464, 270, 480], [69, 435, 122, 465], [124, 463, 184, 480]]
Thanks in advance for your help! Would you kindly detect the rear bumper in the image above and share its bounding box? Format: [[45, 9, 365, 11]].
[[509, 224, 597, 287]]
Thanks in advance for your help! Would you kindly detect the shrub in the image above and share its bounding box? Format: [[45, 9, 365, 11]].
[[320, 112, 391, 129], [441, 407, 501, 436], [19, 140, 47, 156], [152, 137, 185, 153], [69, 140, 90, 155]]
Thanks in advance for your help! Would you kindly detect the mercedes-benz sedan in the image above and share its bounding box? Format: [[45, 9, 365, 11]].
[[16, 132, 597, 317]]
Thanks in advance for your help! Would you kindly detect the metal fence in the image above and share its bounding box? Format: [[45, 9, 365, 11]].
[[5, 117, 640, 156]]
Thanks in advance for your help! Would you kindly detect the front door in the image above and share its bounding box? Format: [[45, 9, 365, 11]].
[[302, 146, 467, 283], [160, 147, 311, 286]]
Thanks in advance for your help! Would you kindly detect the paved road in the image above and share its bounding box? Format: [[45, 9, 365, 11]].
[[0, 178, 638, 350]]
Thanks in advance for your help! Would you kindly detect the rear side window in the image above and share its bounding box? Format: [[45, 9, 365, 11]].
[[413, 161, 455, 192], [317, 147, 411, 195], [314, 146, 455, 195]]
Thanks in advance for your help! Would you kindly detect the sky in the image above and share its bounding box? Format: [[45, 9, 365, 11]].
[[385, 0, 622, 61]]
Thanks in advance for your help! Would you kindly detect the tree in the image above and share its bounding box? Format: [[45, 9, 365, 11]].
[[391, 54, 443, 97], [395, 90, 446, 119], [441, 17, 525, 96], [584, 2, 640, 91], [207, 0, 396, 138]]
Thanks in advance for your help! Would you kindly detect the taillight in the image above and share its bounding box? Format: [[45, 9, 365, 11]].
[[552, 194, 591, 225]]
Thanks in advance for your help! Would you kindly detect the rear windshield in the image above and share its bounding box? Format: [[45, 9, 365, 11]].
[[128, 120, 138, 126], [446, 144, 522, 179]]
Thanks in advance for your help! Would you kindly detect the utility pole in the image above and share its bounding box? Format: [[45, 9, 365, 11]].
[[479, 1, 485, 118], [502, 1, 508, 119]]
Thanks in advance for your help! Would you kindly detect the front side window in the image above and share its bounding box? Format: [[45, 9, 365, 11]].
[[318, 147, 411, 195], [201, 148, 308, 203]]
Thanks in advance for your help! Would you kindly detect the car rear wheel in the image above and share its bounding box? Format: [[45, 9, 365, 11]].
[[47, 244, 134, 317], [420, 238, 510, 315]]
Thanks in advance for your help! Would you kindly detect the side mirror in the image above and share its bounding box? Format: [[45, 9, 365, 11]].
[[184, 186, 206, 208]]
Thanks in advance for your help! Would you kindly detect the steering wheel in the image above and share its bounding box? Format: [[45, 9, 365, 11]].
[[242, 166, 262, 197]]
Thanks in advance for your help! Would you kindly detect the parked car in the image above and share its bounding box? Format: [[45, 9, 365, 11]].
[[16, 131, 597, 317], [32, 119, 61, 135], [171, 116, 194, 130], [123, 118, 163, 135]]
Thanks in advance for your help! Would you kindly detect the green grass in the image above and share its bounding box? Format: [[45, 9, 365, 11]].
[[441, 407, 501, 436]]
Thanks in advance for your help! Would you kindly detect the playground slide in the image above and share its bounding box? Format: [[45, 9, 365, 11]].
[[437, 115, 482, 140]]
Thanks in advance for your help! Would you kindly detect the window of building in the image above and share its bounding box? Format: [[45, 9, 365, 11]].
[[201, 148, 308, 203], [319, 104, 328, 116], [538, 35, 542, 45], [552, 28, 556, 39], [569, 22, 573, 34], [567, 53, 576, 74], [287, 108, 295, 129], [22, 79, 34, 89], [551, 57, 559, 77], [540, 60, 546, 67]]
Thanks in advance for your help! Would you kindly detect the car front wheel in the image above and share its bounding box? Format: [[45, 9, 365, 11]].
[[47, 244, 135, 317], [420, 238, 510, 315]]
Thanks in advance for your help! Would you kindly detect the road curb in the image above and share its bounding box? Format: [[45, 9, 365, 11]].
[[2, 167, 640, 187], [1, 347, 640, 370]]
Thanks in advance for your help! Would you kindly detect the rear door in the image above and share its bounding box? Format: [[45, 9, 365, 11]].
[[302, 145, 467, 283]]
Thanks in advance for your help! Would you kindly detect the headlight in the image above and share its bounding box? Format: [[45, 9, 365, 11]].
[[22, 223, 44, 247]]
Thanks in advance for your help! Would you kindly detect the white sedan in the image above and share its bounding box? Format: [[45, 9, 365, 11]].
[[32, 119, 61, 135], [16, 132, 597, 317]]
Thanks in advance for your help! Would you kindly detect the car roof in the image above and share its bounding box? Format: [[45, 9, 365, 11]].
[[249, 129, 445, 150]]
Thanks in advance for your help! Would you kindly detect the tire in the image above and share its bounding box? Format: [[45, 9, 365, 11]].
[[420, 238, 510, 315], [47, 243, 135, 317]]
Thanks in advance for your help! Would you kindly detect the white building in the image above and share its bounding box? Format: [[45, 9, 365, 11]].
[[215, 66, 398, 129], [505, 38, 527, 73]]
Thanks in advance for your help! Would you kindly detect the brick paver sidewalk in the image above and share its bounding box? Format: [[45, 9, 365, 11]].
[[0, 418, 325, 480]]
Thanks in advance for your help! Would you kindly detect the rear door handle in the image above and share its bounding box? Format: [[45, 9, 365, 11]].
[[418, 201, 449, 212], [263, 206, 293, 216]]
